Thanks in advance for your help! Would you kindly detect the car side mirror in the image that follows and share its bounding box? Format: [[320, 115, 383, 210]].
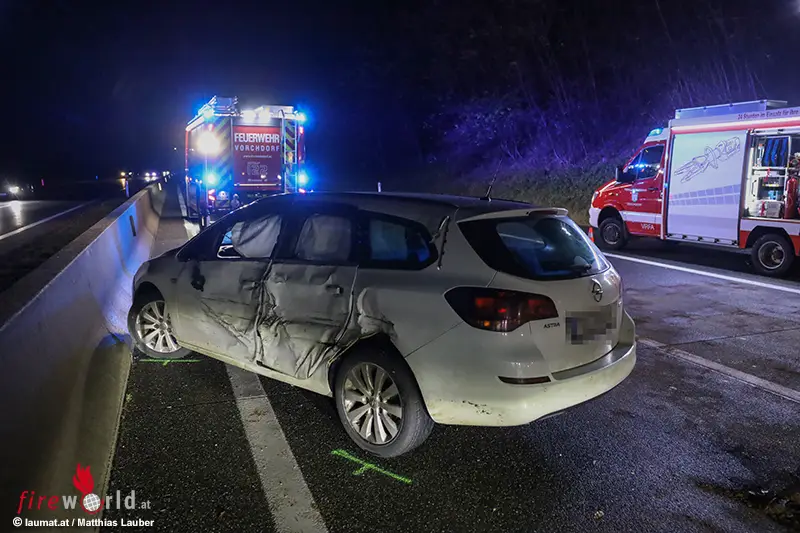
[[616, 166, 635, 183]]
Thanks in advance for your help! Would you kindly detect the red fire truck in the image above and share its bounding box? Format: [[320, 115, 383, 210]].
[[185, 96, 307, 222], [589, 99, 800, 277]]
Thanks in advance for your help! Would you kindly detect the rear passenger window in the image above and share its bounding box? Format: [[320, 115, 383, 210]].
[[362, 214, 436, 269], [294, 214, 352, 263], [460, 216, 610, 280]]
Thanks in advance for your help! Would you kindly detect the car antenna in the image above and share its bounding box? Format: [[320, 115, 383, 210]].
[[481, 158, 503, 201]]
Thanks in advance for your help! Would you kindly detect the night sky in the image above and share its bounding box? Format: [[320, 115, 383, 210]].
[[0, 0, 795, 190]]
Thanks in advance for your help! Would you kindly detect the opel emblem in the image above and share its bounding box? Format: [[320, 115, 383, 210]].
[[591, 280, 603, 303]]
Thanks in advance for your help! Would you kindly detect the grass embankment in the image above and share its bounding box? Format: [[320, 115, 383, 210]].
[[414, 164, 614, 227]]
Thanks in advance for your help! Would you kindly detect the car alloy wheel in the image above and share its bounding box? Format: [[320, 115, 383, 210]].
[[342, 362, 403, 446], [136, 300, 181, 354]]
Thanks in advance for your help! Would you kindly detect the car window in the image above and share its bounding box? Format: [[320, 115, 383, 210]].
[[363, 215, 435, 269], [293, 213, 352, 262], [217, 213, 282, 259], [629, 145, 663, 180], [460, 216, 610, 280]]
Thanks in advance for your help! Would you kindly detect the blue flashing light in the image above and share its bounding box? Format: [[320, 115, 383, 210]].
[[649, 127, 663, 137], [297, 170, 309, 186], [202, 107, 214, 119], [296, 112, 307, 124], [204, 173, 218, 186]]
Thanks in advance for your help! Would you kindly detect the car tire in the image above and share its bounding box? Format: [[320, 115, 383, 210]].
[[751, 233, 795, 277], [128, 290, 190, 359], [334, 342, 434, 458], [597, 217, 628, 250]]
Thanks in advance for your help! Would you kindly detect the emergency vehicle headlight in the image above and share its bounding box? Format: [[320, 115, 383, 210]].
[[9, 186, 20, 194], [197, 131, 220, 155]]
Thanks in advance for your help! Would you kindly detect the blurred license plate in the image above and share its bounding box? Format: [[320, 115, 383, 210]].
[[565, 304, 617, 344]]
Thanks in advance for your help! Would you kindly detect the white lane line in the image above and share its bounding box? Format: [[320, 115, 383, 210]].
[[175, 198, 324, 533], [638, 337, 800, 404], [226, 365, 329, 533], [606, 253, 800, 296], [0, 201, 92, 242]]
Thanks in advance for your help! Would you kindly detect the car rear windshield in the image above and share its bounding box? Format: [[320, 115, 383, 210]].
[[459, 215, 610, 280]]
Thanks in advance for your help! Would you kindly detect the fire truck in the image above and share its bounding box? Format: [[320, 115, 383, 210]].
[[589, 99, 800, 277], [185, 96, 307, 222]]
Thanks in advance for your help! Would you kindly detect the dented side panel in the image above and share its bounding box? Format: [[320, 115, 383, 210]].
[[172, 259, 357, 381], [172, 261, 268, 361], [262, 263, 357, 378]]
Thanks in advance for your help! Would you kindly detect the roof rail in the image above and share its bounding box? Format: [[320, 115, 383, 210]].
[[675, 99, 788, 120]]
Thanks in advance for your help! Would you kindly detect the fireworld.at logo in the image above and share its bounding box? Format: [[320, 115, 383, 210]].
[[16, 463, 150, 515], [73, 464, 103, 514]]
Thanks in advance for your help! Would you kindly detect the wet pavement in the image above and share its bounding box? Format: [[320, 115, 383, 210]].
[[0, 200, 83, 237], [0, 198, 124, 293], [103, 185, 800, 532]]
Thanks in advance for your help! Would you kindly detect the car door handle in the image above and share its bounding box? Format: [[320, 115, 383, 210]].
[[191, 277, 205, 292], [647, 187, 660, 192], [326, 284, 343, 295]]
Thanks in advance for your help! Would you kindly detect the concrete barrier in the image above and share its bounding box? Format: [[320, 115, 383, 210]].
[[0, 183, 166, 522]]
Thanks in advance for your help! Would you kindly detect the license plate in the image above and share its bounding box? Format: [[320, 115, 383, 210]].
[[565, 304, 617, 344]]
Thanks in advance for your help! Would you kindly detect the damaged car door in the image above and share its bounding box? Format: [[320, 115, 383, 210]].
[[171, 206, 286, 364], [261, 203, 359, 380]]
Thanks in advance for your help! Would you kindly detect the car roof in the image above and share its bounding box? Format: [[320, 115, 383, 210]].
[[280, 191, 538, 225]]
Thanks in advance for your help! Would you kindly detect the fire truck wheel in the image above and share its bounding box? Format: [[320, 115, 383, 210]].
[[751, 234, 795, 277], [597, 218, 628, 250]]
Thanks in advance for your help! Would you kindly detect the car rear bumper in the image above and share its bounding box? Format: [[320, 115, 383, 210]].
[[406, 311, 637, 426]]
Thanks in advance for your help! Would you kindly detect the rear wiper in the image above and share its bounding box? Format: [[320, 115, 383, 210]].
[[434, 215, 451, 270]]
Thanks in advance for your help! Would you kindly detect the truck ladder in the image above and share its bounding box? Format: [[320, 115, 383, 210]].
[[281, 113, 300, 193]]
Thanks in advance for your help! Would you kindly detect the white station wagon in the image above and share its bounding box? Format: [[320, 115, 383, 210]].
[[129, 192, 636, 456]]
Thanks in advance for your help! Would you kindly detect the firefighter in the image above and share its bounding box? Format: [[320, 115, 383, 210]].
[[231, 193, 242, 210]]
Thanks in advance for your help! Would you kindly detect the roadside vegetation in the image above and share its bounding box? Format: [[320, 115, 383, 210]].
[[352, 0, 785, 223]]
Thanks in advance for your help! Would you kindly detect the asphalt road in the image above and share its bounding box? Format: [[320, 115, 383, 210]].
[[0, 199, 124, 294], [102, 186, 800, 533], [0, 200, 84, 237]]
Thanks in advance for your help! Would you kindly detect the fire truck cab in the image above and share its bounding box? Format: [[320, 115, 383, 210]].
[[590, 99, 800, 277]]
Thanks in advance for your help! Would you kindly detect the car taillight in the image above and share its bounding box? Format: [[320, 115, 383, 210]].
[[444, 287, 558, 332]]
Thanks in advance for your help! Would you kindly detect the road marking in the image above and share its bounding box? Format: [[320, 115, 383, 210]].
[[0, 201, 92, 242], [226, 365, 328, 533], [138, 358, 204, 367], [331, 449, 413, 484], [173, 192, 322, 531], [606, 253, 800, 296], [639, 338, 800, 404]]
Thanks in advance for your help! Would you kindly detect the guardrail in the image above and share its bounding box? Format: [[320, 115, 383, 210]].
[[0, 184, 166, 521]]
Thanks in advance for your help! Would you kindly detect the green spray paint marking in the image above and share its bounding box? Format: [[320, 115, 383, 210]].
[[140, 358, 204, 367], [331, 449, 412, 485]]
